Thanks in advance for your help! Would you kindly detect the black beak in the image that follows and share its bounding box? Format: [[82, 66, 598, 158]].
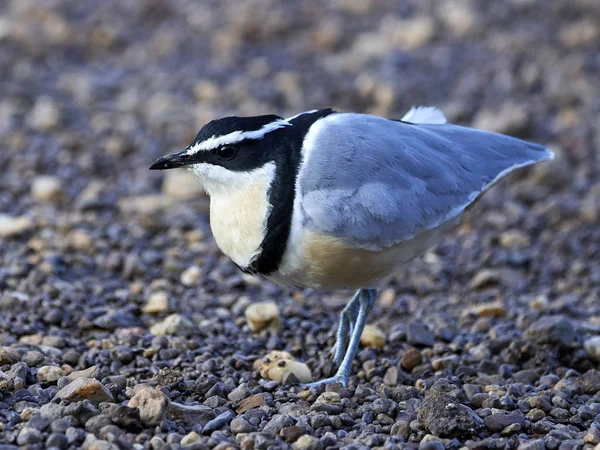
[[149, 151, 192, 170]]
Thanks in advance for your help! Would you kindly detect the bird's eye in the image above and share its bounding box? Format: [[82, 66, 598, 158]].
[[214, 146, 237, 160]]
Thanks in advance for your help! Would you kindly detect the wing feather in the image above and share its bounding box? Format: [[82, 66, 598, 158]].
[[298, 111, 552, 250], [401, 106, 447, 124]]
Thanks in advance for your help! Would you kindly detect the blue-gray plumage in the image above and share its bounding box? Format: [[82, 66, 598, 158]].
[[299, 113, 553, 250]]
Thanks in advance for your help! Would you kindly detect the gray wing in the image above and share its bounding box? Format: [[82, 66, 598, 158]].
[[298, 112, 553, 250]]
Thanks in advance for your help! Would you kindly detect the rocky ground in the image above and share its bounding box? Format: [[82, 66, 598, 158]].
[[1, 0, 600, 449]]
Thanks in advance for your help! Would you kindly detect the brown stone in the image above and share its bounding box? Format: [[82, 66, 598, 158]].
[[401, 348, 422, 371], [236, 393, 266, 414], [465, 303, 507, 318], [280, 425, 307, 443], [55, 378, 114, 404]]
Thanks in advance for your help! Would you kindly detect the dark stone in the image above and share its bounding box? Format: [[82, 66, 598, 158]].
[[407, 323, 435, 347], [84, 414, 112, 434], [64, 400, 100, 423], [279, 425, 307, 443], [27, 414, 50, 431], [549, 408, 569, 420], [17, 428, 42, 446], [228, 384, 250, 403], [577, 369, 600, 394], [518, 439, 545, 450], [419, 441, 445, 450], [310, 413, 332, 429], [514, 369, 541, 385], [281, 372, 301, 386], [168, 402, 217, 427], [392, 386, 420, 402], [524, 317, 578, 347], [390, 418, 412, 439], [483, 411, 526, 432], [92, 312, 138, 330], [417, 380, 483, 437], [46, 432, 69, 449], [50, 417, 78, 434], [362, 411, 374, 424], [110, 405, 143, 431], [230, 416, 254, 434], [204, 395, 226, 408], [262, 414, 295, 435], [111, 346, 134, 364], [205, 382, 225, 399], [98, 424, 125, 440], [470, 393, 489, 408], [202, 410, 234, 435]]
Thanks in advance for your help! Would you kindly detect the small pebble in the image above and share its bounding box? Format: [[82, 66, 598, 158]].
[[28, 96, 61, 131], [245, 301, 281, 332], [180, 431, 201, 445], [37, 366, 66, 383], [257, 351, 312, 383], [465, 302, 506, 318], [128, 385, 169, 426], [583, 336, 600, 362], [180, 265, 202, 287], [0, 215, 33, 238], [150, 314, 195, 336], [32, 176, 63, 203], [360, 324, 386, 348], [143, 291, 170, 314], [292, 434, 323, 450]]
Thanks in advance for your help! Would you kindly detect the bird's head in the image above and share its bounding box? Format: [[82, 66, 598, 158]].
[[149, 110, 333, 275], [149, 115, 294, 195]]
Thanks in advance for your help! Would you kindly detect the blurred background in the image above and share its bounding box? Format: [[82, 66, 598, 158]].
[[0, 0, 599, 447]]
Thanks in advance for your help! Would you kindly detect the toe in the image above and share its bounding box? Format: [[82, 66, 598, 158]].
[[303, 375, 348, 389]]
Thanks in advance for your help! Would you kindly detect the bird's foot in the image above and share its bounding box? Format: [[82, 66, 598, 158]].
[[303, 374, 349, 389]]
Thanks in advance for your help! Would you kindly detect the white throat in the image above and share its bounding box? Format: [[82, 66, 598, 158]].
[[190, 162, 276, 269]]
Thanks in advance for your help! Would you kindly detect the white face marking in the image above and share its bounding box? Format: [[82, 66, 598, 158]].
[[189, 162, 276, 269], [185, 119, 291, 156]]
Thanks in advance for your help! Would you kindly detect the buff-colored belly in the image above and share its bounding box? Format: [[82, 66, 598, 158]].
[[270, 222, 455, 290]]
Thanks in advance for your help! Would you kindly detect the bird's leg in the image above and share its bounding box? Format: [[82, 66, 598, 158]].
[[330, 290, 361, 367], [332, 288, 376, 384], [306, 288, 377, 388]]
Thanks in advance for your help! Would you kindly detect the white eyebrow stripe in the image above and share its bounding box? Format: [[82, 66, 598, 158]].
[[185, 119, 291, 155], [286, 110, 318, 121]]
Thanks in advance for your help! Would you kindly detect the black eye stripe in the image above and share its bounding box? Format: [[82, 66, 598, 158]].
[[214, 146, 237, 160]]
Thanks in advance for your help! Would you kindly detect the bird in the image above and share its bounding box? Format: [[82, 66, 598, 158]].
[[149, 106, 554, 387]]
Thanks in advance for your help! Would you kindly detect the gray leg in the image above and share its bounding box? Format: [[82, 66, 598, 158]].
[[330, 290, 361, 367], [306, 288, 377, 388]]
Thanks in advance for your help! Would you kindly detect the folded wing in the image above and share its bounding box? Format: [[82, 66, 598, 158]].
[[298, 111, 553, 250]]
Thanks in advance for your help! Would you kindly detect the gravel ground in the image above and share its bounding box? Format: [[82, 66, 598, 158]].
[[1, 1, 600, 449]]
